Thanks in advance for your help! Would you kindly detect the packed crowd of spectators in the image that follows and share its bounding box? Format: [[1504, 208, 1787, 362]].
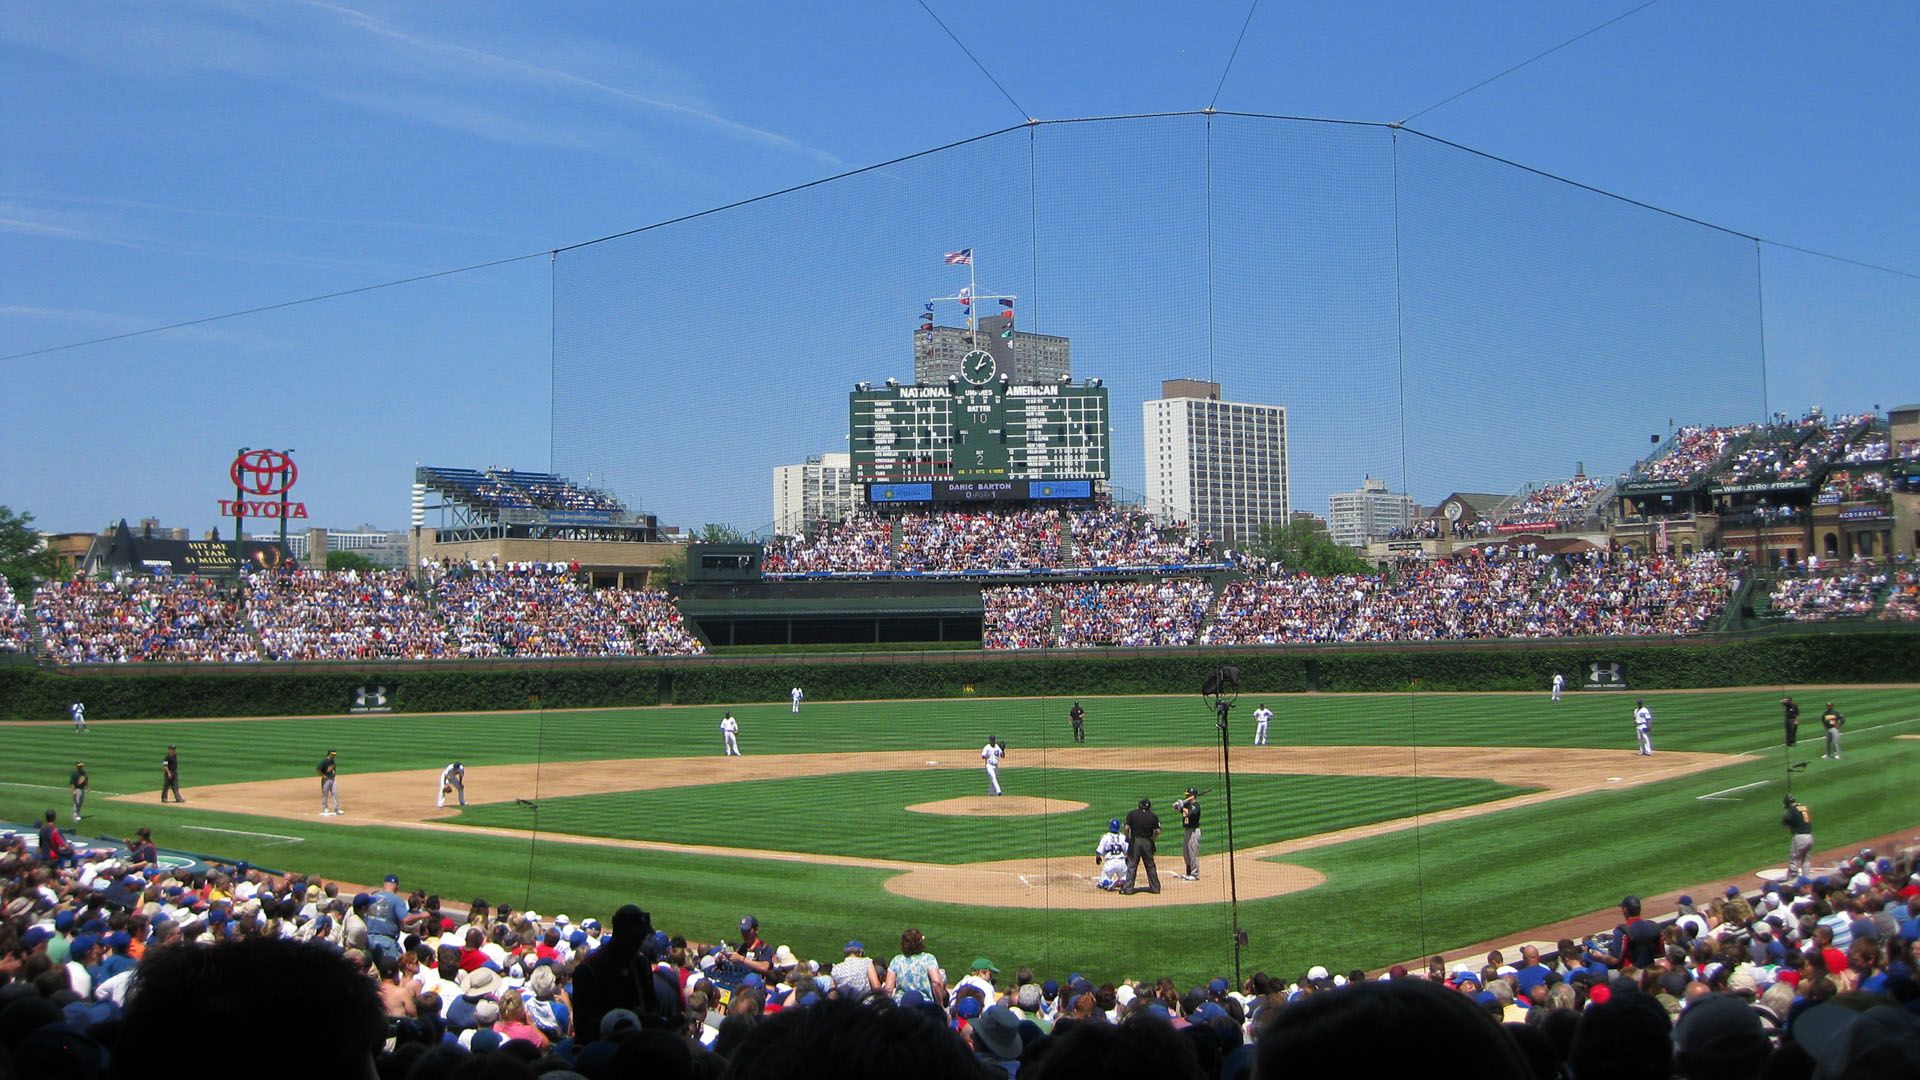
[[1884, 573, 1920, 622], [246, 568, 446, 661], [1900, 439, 1920, 461], [4, 815, 1916, 1077], [763, 516, 895, 575], [33, 575, 259, 664], [896, 509, 1063, 572], [1202, 548, 1740, 645], [1839, 436, 1889, 464], [1631, 424, 1756, 484], [0, 579, 27, 654], [431, 562, 703, 658], [1765, 564, 1891, 621], [29, 565, 704, 664], [1717, 414, 1877, 488], [766, 503, 1214, 577], [1383, 520, 1442, 541], [1816, 469, 1892, 505], [472, 470, 624, 513], [983, 580, 1214, 649], [1068, 508, 1212, 568], [981, 586, 1055, 650], [1494, 477, 1609, 529]]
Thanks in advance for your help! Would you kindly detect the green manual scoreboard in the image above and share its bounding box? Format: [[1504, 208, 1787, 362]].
[[849, 349, 1110, 488]]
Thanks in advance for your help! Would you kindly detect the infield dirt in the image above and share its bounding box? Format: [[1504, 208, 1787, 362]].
[[115, 745, 1740, 909]]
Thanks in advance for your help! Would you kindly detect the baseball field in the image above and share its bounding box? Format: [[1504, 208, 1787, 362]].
[[1, 685, 1914, 984]]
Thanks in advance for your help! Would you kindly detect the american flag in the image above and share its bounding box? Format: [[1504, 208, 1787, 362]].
[[944, 248, 972, 266]]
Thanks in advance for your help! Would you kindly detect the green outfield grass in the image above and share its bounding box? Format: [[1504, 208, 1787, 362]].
[[453, 769, 1531, 862], [2, 685, 1915, 986]]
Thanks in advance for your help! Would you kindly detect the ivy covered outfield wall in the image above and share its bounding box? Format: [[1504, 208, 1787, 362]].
[[2, 628, 1916, 721]]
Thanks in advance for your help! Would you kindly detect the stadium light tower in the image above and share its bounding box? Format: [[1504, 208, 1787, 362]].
[[1201, 665, 1247, 985]]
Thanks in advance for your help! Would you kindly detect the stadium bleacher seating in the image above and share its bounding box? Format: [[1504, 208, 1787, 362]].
[[0, 578, 28, 654], [417, 466, 625, 514]]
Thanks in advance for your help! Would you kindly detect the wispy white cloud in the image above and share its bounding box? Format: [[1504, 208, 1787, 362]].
[[1, 1, 841, 165], [302, 1, 842, 164], [0, 191, 507, 240], [0, 202, 420, 276]]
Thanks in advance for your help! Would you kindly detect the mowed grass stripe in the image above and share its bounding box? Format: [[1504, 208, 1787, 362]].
[[450, 770, 1531, 863], [4, 689, 1911, 796], [3, 687, 1914, 988]]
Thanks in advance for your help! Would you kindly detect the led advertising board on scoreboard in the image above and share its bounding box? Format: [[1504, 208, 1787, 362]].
[[849, 350, 1109, 488]]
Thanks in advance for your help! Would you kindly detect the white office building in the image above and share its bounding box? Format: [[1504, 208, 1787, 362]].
[[1328, 477, 1416, 548], [1143, 380, 1290, 544], [772, 453, 856, 536], [282, 526, 410, 568]]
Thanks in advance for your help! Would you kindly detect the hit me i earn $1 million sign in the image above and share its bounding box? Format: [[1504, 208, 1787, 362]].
[[220, 448, 308, 520]]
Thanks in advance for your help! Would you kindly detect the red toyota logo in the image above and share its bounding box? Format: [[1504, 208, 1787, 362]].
[[231, 449, 298, 496]]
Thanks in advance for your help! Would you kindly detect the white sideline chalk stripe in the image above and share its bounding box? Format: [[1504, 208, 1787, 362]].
[[0, 781, 124, 797], [179, 825, 304, 844], [1697, 779, 1770, 802], [1733, 715, 1920, 757]]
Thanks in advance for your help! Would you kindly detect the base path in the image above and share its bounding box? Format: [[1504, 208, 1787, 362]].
[[114, 745, 1740, 910]]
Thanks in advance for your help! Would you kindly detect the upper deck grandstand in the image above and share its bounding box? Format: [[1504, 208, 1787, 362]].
[[761, 499, 1221, 579], [415, 465, 658, 543]]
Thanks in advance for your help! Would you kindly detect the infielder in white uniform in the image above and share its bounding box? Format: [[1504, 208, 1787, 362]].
[[790, 687, 804, 714], [1633, 700, 1654, 755], [1551, 673, 1564, 702], [1094, 819, 1130, 890], [70, 702, 86, 733], [438, 762, 466, 807], [721, 712, 741, 756], [1252, 704, 1273, 746], [981, 736, 1006, 796]]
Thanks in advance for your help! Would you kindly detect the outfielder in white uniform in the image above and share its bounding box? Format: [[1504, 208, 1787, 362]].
[[1094, 819, 1130, 890], [1633, 700, 1654, 756], [1252, 705, 1272, 746], [438, 762, 466, 808], [70, 702, 87, 733], [721, 712, 741, 756], [1551, 673, 1564, 702], [981, 736, 1006, 796], [790, 687, 804, 714]]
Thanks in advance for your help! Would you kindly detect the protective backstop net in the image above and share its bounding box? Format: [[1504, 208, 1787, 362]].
[[536, 112, 1881, 980]]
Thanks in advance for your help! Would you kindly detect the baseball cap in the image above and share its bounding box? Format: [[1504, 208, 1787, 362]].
[[22, 927, 53, 948], [955, 996, 983, 1019], [1725, 885, 1742, 898], [844, 940, 864, 953], [972, 957, 999, 973], [384, 875, 399, 885], [739, 915, 758, 934], [1306, 965, 1330, 981], [1208, 977, 1229, 994], [1185, 787, 1199, 796]]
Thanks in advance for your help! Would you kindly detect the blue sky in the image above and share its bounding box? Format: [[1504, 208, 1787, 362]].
[[3, 1, 1915, 535]]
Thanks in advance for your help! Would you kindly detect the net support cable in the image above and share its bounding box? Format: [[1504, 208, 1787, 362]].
[[9, 110, 1914, 367]]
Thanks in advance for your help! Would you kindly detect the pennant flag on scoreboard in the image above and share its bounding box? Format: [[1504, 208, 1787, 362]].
[[958, 286, 971, 307], [944, 248, 972, 265], [924, 302, 935, 312], [919, 310, 934, 321], [998, 298, 1014, 309]]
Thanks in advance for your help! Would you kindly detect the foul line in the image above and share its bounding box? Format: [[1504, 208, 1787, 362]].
[[178, 825, 305, 844], [1731, 714, 1920, 758], [1697, 779, 1769, 802], [0, 781, 123, 797]]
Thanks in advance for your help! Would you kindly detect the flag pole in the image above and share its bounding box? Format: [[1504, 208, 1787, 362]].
[[969, 251, 977, 346]]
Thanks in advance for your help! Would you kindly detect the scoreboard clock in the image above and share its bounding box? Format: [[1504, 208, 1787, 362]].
[[849, 377, 1109, 486]]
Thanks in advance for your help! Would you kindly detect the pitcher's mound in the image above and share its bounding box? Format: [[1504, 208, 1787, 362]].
[[908, 796, 1087, 817]]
